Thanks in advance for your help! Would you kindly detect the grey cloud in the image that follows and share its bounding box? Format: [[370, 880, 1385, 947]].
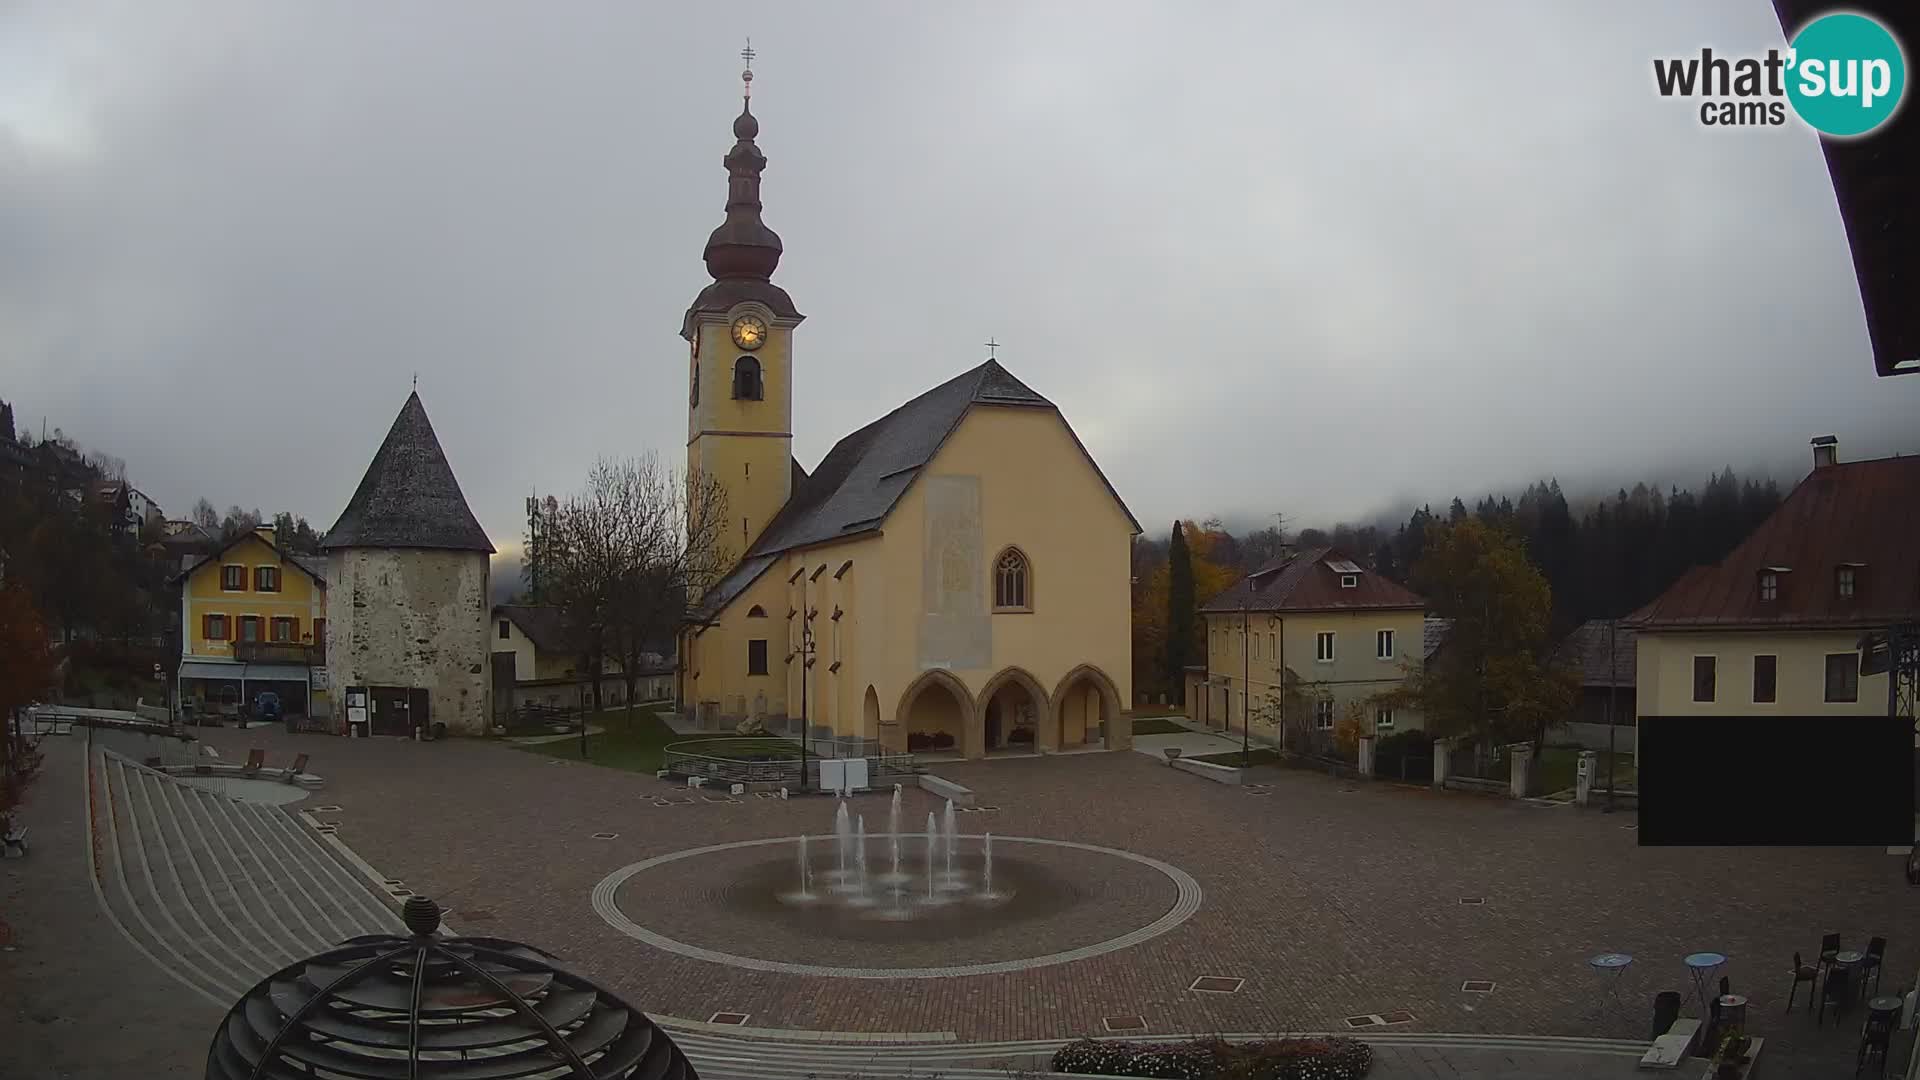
[[1, 0, 1913, 548]]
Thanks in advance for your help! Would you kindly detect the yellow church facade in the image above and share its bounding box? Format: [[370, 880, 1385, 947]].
[[676, 76, 1137, 759]]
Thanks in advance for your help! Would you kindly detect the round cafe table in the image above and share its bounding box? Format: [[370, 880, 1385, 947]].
[[1831, 951, 1864, 1012], [1587, 953, 1633, 1020], [1684, 952, 1727, 1017]]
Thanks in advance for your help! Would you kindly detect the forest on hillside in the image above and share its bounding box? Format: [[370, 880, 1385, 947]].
[[1131, 468, 1785, 701]]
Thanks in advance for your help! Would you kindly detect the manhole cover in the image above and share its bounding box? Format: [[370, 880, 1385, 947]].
[[1461, 980, 1496, 993], [1189, 976, 1245, 994], [1102, 1016, 1147, 1033], [708, 1012, 750, 1026]]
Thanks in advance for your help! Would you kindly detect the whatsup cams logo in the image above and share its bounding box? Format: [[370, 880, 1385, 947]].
[[1653, 10, 1907, 136]]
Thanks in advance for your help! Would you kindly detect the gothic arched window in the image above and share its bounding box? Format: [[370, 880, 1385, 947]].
[[733, 356, 763, 400], [993, 547, 1031, 612], [747, 605, 767, 618]]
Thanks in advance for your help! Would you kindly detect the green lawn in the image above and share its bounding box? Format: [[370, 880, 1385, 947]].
[[516, 710, 803, 774], [1132, 716, 1189, 736], [1193, 748, 1284, 769], [1537, 748, 1636, 795]]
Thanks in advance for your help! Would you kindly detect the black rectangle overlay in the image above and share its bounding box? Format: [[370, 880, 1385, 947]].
[[1638, 716, 1913, 846]]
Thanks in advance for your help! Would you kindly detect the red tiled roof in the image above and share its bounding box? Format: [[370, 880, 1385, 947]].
[[1200, 546, 1425, 615], [1625, 455, 1920, 630]]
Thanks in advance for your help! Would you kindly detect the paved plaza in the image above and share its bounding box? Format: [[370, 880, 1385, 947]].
[[3, 722, 1916, 1078]]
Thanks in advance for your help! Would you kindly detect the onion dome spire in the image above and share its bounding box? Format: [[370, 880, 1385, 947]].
[[703, 39, 783, 282]]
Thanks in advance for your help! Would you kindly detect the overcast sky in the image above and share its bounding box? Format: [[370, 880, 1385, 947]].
[[3, 1, 1915, 555]]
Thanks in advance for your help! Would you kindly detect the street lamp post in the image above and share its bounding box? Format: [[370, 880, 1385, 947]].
[[797, 575, 816, 793], [1241, 599, 1251, 767], [1605, 618, 1618, 814]]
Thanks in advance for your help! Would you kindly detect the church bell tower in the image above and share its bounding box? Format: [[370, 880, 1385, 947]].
[[683, 42, 804, 567]]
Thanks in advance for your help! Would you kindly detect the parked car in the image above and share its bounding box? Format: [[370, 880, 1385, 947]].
[[252, 691, 283, 725]]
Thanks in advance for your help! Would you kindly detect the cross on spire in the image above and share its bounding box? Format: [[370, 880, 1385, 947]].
[[984, 337, 1000, 359], [741, 38, 755, 98]]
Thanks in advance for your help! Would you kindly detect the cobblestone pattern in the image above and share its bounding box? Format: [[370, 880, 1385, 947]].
[[194, 727, 1917, 1075]]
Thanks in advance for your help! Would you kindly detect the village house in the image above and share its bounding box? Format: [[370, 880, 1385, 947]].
[[170, 526, 329, 723]]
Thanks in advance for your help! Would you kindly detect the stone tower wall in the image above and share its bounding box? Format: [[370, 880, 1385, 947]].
[[326, 548, 491, 736]]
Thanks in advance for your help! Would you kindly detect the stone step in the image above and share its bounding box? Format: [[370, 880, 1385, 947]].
[[125, 766, 265, 983], [184, 776, 348, 956], [241, 799, 399, 938], [94, 751, 246, 1006]]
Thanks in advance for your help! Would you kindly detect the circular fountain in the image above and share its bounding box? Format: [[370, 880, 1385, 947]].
[[594, 785, 1203, 979]]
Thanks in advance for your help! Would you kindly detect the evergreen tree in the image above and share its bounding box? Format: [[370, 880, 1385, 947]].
[[1448, 497, 1468, 523], [1165, 521, 1195, 704]]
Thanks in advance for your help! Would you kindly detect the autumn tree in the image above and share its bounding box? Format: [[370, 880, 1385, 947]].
[[0, 586, 56, 785], [1163, 522, 1194, 702], [1389, 518, 1577, 790]]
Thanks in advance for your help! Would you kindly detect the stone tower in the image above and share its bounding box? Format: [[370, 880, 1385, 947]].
[[683, 55, 804, 566], [320, 392, 495, 735]]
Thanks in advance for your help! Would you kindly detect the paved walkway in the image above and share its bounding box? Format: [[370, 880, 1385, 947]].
[[8, 724, 1918, 1078], [1131, 727, 1247, 759]]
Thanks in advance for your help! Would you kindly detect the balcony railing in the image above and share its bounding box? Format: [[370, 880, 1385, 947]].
[[233, 641, 324, 666]]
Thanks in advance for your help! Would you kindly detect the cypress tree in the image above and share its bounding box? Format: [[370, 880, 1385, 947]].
[[1166, 521, 1195, 704]]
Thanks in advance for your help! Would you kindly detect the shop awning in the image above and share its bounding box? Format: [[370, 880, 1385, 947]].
[[177, 660, 311, 683]]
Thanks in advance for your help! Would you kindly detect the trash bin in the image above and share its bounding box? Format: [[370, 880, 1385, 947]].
[[1651, 990, 1682, 1040]]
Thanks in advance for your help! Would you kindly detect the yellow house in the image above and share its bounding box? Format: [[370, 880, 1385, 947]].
[[676, 86, 1139, 759], [1190, 546, 1427, 747], [1627, 437, 1918, 727], [172, 526, 329, 721]]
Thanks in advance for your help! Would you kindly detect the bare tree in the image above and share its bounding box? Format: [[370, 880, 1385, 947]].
[[542, 455, 731, 726], [190, 498, 220, 530]]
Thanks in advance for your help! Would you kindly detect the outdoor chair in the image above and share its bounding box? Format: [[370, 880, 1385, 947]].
[[1819, 962, 1850, 1026], [1860, 937, 1887, 997], [1786, 951, 1819, 1013], [283, 752, 309, 784], [1, 820, 28, 858], [1820, 932, 1843, 979], [242, 748, 265, 776]]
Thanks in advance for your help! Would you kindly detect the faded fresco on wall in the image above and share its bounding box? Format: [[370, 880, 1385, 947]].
[[918, 474, 990, 671]]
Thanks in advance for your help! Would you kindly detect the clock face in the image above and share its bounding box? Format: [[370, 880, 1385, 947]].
[[731, 315, 768, 351]]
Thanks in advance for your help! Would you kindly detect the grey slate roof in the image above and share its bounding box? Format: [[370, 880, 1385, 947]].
[[321, 392, 495, 554], [494, 604, 573, 654], [693, 358, 1140, 619], [1423, 617, 1454, 661], [1553, 619, 1637, 688]]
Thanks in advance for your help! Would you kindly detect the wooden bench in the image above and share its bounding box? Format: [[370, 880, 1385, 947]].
[[282, 753, 309, 784]]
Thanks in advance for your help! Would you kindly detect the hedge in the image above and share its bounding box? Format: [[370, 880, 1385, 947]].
[[1051, 1036, 1373, 1080]]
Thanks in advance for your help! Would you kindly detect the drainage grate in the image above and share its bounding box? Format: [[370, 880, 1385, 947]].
[[1461, 980, 1496, 993], [389, 887, 414, 898], [1246, 790, 1271, 796], [1342, 1015, 1381, 1029], [1458, 897, 1485, 906], [755, 792, 779, 800], [1102, 1016, 1147, 1033], [1188, 976, 1245, 994], [313, 805, 344, 812], [316, 824, 338, 834], [382, 879, 403, 887], [701, 795, 739, 804], [1381, 1010, 1415, 1024], [591, 832, 619, 840], [708, 1012, 750, 1026]]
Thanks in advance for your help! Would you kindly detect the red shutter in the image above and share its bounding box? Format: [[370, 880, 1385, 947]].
[[202, 613, 212, 640]]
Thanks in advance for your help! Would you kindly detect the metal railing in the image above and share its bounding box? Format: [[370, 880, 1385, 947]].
[[662, 738, 921, 787]]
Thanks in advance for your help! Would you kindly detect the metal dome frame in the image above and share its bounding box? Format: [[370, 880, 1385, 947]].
[[205, 897, 696, 1080]]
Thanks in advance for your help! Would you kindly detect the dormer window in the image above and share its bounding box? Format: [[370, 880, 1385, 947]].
[[1758, 572, 1778, 602], [1837, 564, 1859, 598], [1340, 575, 1358, 589]]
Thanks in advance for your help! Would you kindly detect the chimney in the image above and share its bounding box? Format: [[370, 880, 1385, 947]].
[[254, 524, 277, 546], [1811, 434, 1839, 470]]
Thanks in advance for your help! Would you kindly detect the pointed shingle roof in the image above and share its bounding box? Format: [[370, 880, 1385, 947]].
[[322, 392, 495, 553]]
